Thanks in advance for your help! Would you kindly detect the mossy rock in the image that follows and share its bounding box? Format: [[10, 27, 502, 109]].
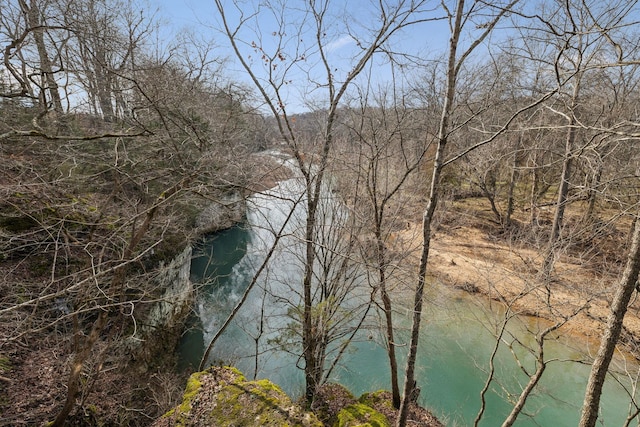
[[359, 391, 445, 427], [357, 391, 397, 426], [162, 370, 206, 423], [358, 391, 395, 413], [155, 366, 322, 427], [312, 383, 356, 425], [334, 403, 390, 427]]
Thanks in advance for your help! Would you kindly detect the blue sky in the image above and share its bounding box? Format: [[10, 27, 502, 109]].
[[148, 1, 454, 113], [152, 0, 216, 33]]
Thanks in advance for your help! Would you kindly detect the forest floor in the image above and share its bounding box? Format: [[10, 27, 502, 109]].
[[392, 195, 640, 361]]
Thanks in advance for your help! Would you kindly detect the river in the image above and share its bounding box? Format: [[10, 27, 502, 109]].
[[179, 172, 638, 426]]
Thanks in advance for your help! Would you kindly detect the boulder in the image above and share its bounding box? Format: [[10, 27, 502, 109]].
[[153, 366, 322, 427]]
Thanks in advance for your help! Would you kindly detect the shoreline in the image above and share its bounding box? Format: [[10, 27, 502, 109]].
[[394, 217, 640, 364]]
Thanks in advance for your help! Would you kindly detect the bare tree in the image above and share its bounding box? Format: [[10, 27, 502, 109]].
[[335, 79, 429, 408], [396, 1, 534, 424], [62, 0, 155, 121], [19, 0, 64, 113], [212, 0, 434, 405], [529, 0, 640, 283], [579, 214, 640, 426]]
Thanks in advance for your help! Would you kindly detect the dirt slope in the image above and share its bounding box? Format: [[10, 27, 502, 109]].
[[393, 197, 640, 360]]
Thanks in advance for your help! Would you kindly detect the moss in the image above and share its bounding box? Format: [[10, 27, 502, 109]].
[[334, 403, 390, 427], [313, 383, 357, 425], [0, 355, 10, 373], [223, 365, 246, 380], [358, 390, 394, 412], [207, 375, 320, 426], [162, 370, 205, 423], [160, 366, 321, 427], [182, 372, 205, 406]]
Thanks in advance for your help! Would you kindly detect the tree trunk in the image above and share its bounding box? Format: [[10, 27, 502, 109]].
[[479, 179, 503, 224], [50, 311, 108, 427], [542, 126, 575, 279], [505, 138, 522, 227], [94, 44, 115, 121], [579, 217, 640, 427], [303, 153, 328, 405], [542, 76, 581, 280], [583, 160, 603, 225], [22, 0, 63, 114], [500, 352, 546, 427], [396, 158, 441, 427], [375, 222, 400, 408], [529, 154, 540, 225], [396, 1, 464, 420]]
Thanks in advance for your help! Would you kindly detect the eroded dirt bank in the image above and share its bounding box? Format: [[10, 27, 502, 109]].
[[391, 197, 640, 361]]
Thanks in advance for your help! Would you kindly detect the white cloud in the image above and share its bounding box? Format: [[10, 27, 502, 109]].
[[326, 35, 354, 52]]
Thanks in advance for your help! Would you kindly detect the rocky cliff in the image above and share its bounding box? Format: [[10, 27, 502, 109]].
[[128, 245, 194, 368]]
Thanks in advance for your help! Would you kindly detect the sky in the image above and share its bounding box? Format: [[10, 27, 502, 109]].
[[145, 1, 458, 112], [152, 0, 216, 32], [146, 1, 499, 113]]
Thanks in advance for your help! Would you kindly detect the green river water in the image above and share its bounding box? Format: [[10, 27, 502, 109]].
[[179, 176, 638, 426]]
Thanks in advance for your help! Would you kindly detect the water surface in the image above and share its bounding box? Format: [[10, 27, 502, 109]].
[[179, 177, 638, 426]]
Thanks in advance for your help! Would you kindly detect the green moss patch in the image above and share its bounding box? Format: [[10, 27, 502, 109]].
[[312, 383, 356, 425], [161, 370, 205, 424], [334, 403, 390, 427], [156, 366, 321, 427], [0, 355, 10, 373], [357, 391, 398, 426]]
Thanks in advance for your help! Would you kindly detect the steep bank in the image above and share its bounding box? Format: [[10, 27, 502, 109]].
[[0, 158, 253, 425]]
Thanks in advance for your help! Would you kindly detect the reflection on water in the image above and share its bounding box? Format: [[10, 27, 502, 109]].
[[179, 177, 639, 426]]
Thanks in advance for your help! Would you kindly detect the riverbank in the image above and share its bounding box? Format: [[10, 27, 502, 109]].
[[393, 195, 640, 361]]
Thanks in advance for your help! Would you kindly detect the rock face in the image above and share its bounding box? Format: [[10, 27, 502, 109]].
[[146, 245, 194, 332], [129, 245, 194, 368], [194, 192, 246, 234], [153, 366, 322, 427]]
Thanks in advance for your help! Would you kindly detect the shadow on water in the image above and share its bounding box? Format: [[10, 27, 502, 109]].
[[177, 224, 250, 372]]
